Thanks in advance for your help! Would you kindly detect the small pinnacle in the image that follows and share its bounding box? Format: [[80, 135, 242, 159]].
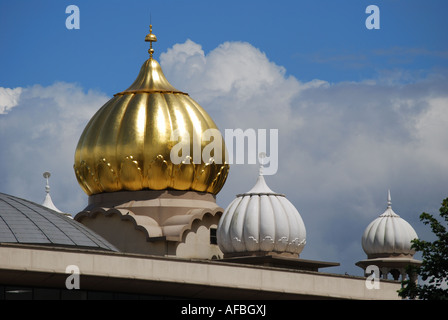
[[145, 24, 157, 59]]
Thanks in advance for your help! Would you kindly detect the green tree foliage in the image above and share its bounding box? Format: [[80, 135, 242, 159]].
[[398, 197, 448, 299]]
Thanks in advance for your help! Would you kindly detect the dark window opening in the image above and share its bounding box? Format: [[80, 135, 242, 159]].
[[210, 228, 217, 245]]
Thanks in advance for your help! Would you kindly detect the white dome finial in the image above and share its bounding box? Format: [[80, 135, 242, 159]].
[[43, 171, 51, 194], [42, 172, 63, 214], [387, 189, 392, 209], [258, 152, 266, 176]]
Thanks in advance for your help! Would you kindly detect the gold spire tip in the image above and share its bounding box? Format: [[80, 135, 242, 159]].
[[145, 24, 157, 58]]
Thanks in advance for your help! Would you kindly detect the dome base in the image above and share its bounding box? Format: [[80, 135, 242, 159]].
[[75, 190, 224, 259], [366, 252, 415, 260], [356, 257, 421, 281], [84, 189, 218, 212], [223, 250, 299, 259], [222, 254, 340, 272]]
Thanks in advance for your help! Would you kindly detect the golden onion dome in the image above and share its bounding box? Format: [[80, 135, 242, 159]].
[[74, 25, 229, 196]]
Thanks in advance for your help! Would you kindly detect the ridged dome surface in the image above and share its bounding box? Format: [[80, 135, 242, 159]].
[[217, 174, 306, 256], [362, 193, 418, 258], [74, 54, 229, 196], [0, 192, 117, 251]]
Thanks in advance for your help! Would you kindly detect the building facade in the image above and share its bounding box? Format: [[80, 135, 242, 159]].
[[0, 25, 417, 300]]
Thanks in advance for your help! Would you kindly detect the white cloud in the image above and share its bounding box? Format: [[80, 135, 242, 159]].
[[161, 40, 302, 109], [0, 82, 109, 214], [160, 40, 448, 274], [0, 87, 22, 114], [1, 40, 447, 276], [413, 97, 448, 167]]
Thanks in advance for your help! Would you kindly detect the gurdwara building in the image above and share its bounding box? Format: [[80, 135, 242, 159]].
[[0, 25, 420, 300]]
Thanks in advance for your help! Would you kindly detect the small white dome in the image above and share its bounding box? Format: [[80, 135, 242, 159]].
[[217, 174, 306, 257], [362, 191, 418, 258]]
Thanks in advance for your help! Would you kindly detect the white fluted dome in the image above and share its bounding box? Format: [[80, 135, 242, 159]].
[[361, 191, 418, 258], [217, 173, 306, 257]]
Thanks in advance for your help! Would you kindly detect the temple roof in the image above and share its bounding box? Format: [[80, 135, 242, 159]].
[[0, 192, 118, 251]]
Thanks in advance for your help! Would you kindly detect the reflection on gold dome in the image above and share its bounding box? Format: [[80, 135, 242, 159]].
[[73, 26, 229, 196]]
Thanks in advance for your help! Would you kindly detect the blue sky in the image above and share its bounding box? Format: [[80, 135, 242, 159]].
[[1, 0, 448, 278], [2, 1, 447, 91]]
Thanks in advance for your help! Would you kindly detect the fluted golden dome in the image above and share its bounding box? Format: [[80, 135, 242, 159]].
[[74, 26, 229, 196]]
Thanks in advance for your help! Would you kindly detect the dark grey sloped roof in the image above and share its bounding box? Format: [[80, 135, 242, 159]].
[[0, 192, 118, 251]]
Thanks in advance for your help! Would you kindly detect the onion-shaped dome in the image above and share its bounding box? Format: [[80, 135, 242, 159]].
[[217, 171, 306, 257], [73, 25, 229, 196], [0, 192, 117, 251], [362, 191, 418, 258]]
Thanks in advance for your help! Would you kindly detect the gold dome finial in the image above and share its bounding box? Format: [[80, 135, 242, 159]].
[[145, 24, 157, 59]]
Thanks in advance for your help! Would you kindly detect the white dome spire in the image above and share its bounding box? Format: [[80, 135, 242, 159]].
[[243, 174, 277, 195], [42, 172, 63, 213], [217, 161, 306, 257], [387, 189, 392, 208], [361, 190, 418, 258]]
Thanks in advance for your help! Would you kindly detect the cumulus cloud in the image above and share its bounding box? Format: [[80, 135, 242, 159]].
[[1, 39, 447, 276], [0, 87, 22, 114], [160, 40, 448, 273], [0, 82, 109, 213]]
